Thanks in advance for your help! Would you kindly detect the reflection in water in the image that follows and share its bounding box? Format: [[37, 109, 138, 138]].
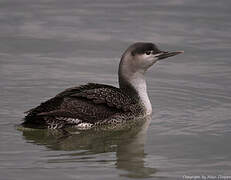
[[116, 116, 156, 178], [20, 116, 156, 178]]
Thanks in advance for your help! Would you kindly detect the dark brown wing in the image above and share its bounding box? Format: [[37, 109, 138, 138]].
[[23, 83, 137, 127]]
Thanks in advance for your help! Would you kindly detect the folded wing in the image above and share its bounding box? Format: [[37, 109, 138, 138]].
[[24, 83, 137, 128]]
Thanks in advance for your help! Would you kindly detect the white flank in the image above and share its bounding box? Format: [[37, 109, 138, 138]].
[[76, 123, 93, 129]]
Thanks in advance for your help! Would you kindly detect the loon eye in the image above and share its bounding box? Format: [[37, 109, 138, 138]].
[[145, 51, 152, 55]]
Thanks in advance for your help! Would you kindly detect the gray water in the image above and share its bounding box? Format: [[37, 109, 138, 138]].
[[0, 0, 231, 179]]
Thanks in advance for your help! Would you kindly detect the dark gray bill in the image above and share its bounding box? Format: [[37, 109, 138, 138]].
[[157, 51, 184, 60]]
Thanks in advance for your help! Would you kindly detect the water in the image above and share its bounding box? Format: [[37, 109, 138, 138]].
[[0, 0, 231, 179]]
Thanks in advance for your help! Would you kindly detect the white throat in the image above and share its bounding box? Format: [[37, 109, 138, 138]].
[[129, 73, 152, 115]]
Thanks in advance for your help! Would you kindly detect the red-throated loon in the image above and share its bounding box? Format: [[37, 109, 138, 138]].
[[23, 42, 183, 129]]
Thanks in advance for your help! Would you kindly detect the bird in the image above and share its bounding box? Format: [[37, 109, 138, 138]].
[[22, 42, 183, 129]]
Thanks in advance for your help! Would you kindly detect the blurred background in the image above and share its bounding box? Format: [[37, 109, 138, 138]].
[[0, 0, 231, 179]]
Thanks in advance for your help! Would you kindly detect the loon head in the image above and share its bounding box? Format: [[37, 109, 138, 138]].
[[120, 42, 183, 74], [118, 42, 183, 114]]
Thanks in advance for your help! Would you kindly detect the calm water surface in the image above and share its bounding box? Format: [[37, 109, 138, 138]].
[[0, 0, 231, 179]]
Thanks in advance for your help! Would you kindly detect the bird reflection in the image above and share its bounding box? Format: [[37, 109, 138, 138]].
[[115, 116, 156, 178], [19, 116, 156, 178]]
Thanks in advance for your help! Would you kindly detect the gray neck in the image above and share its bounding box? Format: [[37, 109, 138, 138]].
[[118, 54, 152, 115]]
